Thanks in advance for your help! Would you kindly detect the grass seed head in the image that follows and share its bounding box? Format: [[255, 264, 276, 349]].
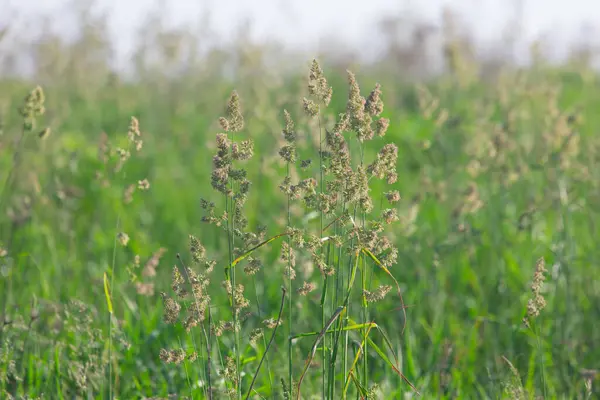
[[525, 257, 548, 325]]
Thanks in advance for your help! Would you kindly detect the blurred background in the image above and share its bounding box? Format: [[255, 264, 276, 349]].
[[2, 0, 600, 78], [1, 0, 600, 398]]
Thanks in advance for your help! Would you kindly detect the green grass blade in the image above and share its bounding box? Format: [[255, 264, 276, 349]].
[[103, 272, 113, 315], [296, 306, 345, 400], [361, 247, 407, 334], [225, 232, 289, 279]]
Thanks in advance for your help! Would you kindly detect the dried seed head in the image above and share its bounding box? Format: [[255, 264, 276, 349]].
[[280, 242, 296, 268], [216, 133, 231, 150], [525, 257, 548, 324], [219, 117, 230, 131], [20, 86, 45, 130], [297, 281, 316, 296], [279, 144, 296, 163], [129, 117, 140, 137], [364, 285, 392, 302], [380, 247, 398, 268], [333, 113, 350, 135], [220, 356, 239, 387], [263, 318, 281, 329], [127, 117, 143, 151], [244, 257, 262, 275], [142, 247, 167, 277], [137, 179, 150, 190], [303, 98, 319, 117], [382, 208, 399, 224], [123, 184, 135, 204], [117, 232, 130, 246], [232, 139, 254, 160], [159, 348, 186, 364], [223, 91, 244, 132], [116, 148, 130, 161], [346, 71, 374, 142], [189, 235, 206, 263], [365, 83, 384, 116], [282, 110, 296, 143], [368, 143, 398, 184], [300, 159, 312, 169], [249, 328, 264, 345], [233, 284, 249, 312], [213, 320, 236, 336], [135, 282, 154, 296], [188, 352, 198, 362], [385, 190, 401, 203], [171, 266, 187, 297], [375, 118, 390, 137], [343, 166, 371, 212], [160, 292, 181, 324], [284, 266, 296, 280], [308, 59, 333, 106]]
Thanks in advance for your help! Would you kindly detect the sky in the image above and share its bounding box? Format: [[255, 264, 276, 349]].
[[3, 0, 600, 65]]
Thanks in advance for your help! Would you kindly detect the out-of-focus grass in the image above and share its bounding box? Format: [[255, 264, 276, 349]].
[[1, 13, 600, 399]]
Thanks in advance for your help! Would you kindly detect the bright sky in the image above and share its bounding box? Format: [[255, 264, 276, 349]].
[[3, 0, 600, 63]]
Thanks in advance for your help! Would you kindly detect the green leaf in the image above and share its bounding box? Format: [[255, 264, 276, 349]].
[[103, 272, 113, 315]]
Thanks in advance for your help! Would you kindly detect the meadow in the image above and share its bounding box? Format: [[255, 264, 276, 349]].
[[1, 12, 600, 399]]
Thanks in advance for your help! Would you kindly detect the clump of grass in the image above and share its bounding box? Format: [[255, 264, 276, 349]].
[[523, 257, 549, 398], [157, 59, 416, 399], [500, 356, 527, 400]]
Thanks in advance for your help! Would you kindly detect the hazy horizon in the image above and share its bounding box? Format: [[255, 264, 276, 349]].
[[3, 0, 600, 71]]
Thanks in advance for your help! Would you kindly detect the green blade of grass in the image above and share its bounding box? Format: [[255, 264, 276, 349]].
[[103, 272, 113, 315], [343, 322, 376, 397], [365, 336, 419, 395], [225, 232, 290, 280], [361, 247, 407, 334], [296, 306, 345, 400], [290, 323, 374, 340]]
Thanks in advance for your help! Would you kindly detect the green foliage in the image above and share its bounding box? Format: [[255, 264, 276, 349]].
[[1, 23, 600, 399]]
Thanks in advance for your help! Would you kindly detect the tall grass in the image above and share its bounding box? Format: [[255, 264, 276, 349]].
[[1, 8, 600, 399]]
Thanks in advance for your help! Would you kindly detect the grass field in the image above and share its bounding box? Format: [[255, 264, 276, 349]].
[[1, 21, 600, 399]]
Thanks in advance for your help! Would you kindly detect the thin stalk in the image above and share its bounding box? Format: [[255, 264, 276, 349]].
[[317, 113, 326, 400], [0, 122, 28, 341], [0, 120, 27, 217], [245, 287, 286, 400], [358, 142, 368, 392], [251, 275, 273, 392], [286, 161, 293, 396], [206, 307, 214, 400], [226, 129, 241, 399], [177, 254, 211, 399], [106, 215, 121, 400], [534, 323, 548, 399], [361, 257, 368, 390], [319, 274, 329, 397], [177, 335, 194, 399]]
